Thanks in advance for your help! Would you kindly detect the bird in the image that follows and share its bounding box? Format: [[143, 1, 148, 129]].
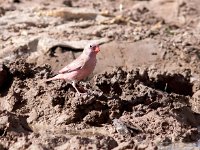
[[46, 43, 100, 94]]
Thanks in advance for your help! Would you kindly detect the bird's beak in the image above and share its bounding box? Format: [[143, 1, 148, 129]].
[[94, 46, 100, 52]]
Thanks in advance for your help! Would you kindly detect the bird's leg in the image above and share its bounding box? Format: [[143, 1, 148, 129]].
[[72, 81, 81, 94], [77, 82, 87, 93], [71, 81, 86, 95]]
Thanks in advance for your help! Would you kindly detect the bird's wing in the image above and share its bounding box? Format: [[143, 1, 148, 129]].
[[58, 56, 86, 74]]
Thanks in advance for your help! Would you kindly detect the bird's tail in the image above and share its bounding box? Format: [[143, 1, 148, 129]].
[[46, 74, 63, 82]]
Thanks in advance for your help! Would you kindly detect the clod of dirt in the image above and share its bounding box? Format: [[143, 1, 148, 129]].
[[113, 119, 131, 136], [190, 90, 200, 114], [83, 110, 109, 125], [0, 114, 8, 136], [192, 81, 200, 93]]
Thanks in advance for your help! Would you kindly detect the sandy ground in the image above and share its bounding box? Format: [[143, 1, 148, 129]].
[[1, 0, 200, 149]]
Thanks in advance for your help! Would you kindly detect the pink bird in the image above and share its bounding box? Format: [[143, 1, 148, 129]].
[[46, 43, 100, 94]]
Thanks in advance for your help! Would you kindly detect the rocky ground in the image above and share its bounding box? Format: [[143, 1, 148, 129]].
[[1, 0, 200, 149]]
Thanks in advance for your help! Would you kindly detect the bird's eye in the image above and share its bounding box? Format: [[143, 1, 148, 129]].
[[90, 45, 92, 48]]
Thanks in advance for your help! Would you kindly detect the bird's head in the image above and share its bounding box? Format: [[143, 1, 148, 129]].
[[83, 43, 100, 56]]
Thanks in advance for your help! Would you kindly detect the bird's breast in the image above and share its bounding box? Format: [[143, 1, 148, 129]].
[[76, 57, 96, 80], [84, 57, 96, 72], [84, 56, 96, 68]]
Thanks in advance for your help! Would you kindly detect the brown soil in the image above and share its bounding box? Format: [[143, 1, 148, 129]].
[[1, 0, 200, 149]]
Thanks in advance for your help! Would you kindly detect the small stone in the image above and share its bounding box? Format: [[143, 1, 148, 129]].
[[27, 109, 38, 124], [113, 119, 130, 136], [0, 116, 9, 129]]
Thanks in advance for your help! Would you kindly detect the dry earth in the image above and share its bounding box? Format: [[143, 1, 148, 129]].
[[1, 0, 200, 149]]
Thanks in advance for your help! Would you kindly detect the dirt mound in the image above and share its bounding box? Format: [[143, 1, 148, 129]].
[[1, 0, 200, 149], [0, 59, 200, 149]]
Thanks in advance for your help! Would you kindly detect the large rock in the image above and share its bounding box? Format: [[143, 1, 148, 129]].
[[95, 38, 164, 74]]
